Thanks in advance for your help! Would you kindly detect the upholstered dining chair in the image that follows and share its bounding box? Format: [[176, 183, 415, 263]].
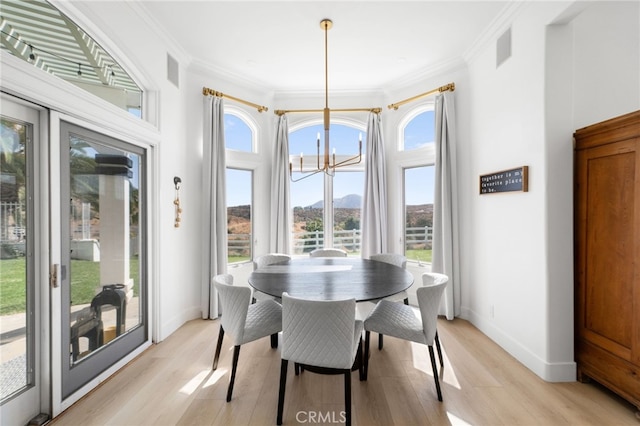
[[252, 253, 291, 303], [212, 274, 282, 402], [277, 293, 363, 426], [369, 253, 409, 349], [363, 272, 448, 401], [309, 247, 348, 257]]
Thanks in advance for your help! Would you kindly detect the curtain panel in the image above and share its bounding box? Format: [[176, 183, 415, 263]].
[[432, 91, 460, 319], [269, 114, 292, 253], [201, 95, 228, 319], [361, 112, 388, 259]]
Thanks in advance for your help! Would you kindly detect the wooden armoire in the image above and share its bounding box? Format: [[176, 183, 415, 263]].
[[574, 110, 640, 413]]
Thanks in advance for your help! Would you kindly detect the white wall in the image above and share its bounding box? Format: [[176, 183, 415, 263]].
[[461, 0, 639, 382]]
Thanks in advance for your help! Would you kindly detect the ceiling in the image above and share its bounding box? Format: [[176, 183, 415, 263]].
[[139, 1, 510, 93], [1, 1, 512, 95]]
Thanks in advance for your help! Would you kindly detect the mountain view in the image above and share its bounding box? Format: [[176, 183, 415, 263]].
[[228, 194, 433, 234]]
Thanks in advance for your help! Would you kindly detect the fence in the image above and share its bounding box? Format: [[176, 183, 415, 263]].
[[226, 226, 432, 257]]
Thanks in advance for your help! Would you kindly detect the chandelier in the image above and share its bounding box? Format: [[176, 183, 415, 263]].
[[289, 19, 363, 182]]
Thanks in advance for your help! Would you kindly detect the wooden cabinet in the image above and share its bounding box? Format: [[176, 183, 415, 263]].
[[574, 110, 640, 412]]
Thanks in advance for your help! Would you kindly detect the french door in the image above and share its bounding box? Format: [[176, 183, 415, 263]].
[[0, 96, 46, 425], [59, 120, 148, 399]]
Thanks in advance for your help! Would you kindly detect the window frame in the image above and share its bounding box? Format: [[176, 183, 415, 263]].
[[395, 103, 437, 264], [289, 118, 366, 252], [223, 108, 259, 265]]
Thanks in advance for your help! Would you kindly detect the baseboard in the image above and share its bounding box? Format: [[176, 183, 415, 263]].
[[461, 307, 576, 382]]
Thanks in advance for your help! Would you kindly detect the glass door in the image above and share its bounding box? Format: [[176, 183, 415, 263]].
[[0, 97, 43, 424], [59, 120, 147, 399]]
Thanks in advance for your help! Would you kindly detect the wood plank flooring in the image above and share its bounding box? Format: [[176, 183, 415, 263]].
[[51, 317, 639, 425]]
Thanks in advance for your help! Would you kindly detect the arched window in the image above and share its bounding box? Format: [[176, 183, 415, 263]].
[[289, 122, 365, 255], [224, 109, 256, 152], [224, 109, 257, 263], [398, 106, 436, 263], [400, 107, 435, 151]]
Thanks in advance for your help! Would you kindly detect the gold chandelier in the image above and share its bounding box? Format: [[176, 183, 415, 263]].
[[289, 19, 363, 182]]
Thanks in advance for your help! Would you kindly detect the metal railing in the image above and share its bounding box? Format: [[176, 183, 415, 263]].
[[226, 226, 432, 257]]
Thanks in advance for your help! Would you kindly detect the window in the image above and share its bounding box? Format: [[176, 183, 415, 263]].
[[290, 123, 364, 255], [226, 169, 252, 263], [224, 110, 255, 263], [400, 106, 436, 263], [1, 0, 143, 117], [404, 166, 434, 263], [225, 110, 255, 152], [401, 109, 435, 151]]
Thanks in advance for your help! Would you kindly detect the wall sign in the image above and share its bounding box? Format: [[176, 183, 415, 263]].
[[479, 166, 528, 194]]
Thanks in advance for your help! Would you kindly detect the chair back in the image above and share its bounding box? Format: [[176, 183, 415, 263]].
[[370, 253, 407, 269], [253, 253, 291, 270], [309, 248, 348, 258], [213, 274, 251, 345], [416, 273, 449, 345], [281, 293, 357, 369]]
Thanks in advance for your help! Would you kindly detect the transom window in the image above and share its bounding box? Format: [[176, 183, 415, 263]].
[[0, 0, 143, 117], [400, 108, 435, 151], [224, 110, 255, 152]]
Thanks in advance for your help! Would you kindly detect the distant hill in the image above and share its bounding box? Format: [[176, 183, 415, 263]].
[[309, 194, 362, 209]]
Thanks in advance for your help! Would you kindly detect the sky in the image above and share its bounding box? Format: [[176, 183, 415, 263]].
[[225, 111, 435, 208]]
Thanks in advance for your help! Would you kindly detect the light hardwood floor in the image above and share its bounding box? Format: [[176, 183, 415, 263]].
[[51, 317, 639, 425]]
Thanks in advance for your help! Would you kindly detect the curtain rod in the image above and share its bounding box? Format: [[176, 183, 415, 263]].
[[202, 87, 268, 113], [387, 82, 455, 110], [274, 107, 382, 116]]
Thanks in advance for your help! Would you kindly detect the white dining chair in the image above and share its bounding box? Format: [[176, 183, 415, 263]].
[[369, 253, 409, 349], [252, 253, 291, 303], [212, 273, 282, 402], [277, 292, 363, 426], [363, 272, 448, 401], [309, 247, 348, 257]]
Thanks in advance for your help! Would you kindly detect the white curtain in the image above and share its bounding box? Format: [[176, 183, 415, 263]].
[[432, 91, 460, 320], [361, 112, 388, 259], [269, 114, 292, 253], [201, 95, 228, 319]]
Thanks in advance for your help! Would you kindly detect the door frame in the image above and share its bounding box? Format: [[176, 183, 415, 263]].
[[0, 93, 51, 425], [50, 111, 155, 415]]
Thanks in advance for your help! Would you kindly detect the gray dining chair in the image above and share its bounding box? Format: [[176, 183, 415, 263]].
[[363, 272, 448, 401], [277, 292, 363, 426], [252, 253, 291, 303], [212, 273, 282, 402], [309, 247, 348, 257], [369, 253, 409, 349]]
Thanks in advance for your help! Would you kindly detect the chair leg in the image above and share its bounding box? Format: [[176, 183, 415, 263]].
[[226, 345, 241, 402], [344, 369, 352, 426], [435, 331, 444, 367], [428, 345, 443, 402], [277, 359, 288, 425], [357, 336, 364, 381], [378, 333, 384, 350], [212, 325, 225, 370], [364, 331, 370, 380], [271, 333, 278, 348]]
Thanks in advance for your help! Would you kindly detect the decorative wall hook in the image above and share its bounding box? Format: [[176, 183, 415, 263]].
[[174, 176, 182, 227]]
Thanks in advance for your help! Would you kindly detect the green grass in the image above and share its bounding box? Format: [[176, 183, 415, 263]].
[[2, 251, 429, 315], [1, 257, 139, 315], [406, 249, 432, 263]]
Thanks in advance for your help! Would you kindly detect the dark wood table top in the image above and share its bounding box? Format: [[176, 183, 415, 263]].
[[248, 257, 414, 302]]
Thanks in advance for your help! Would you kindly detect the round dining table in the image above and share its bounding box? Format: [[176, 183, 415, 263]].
[[248, 256, 414, 302]]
